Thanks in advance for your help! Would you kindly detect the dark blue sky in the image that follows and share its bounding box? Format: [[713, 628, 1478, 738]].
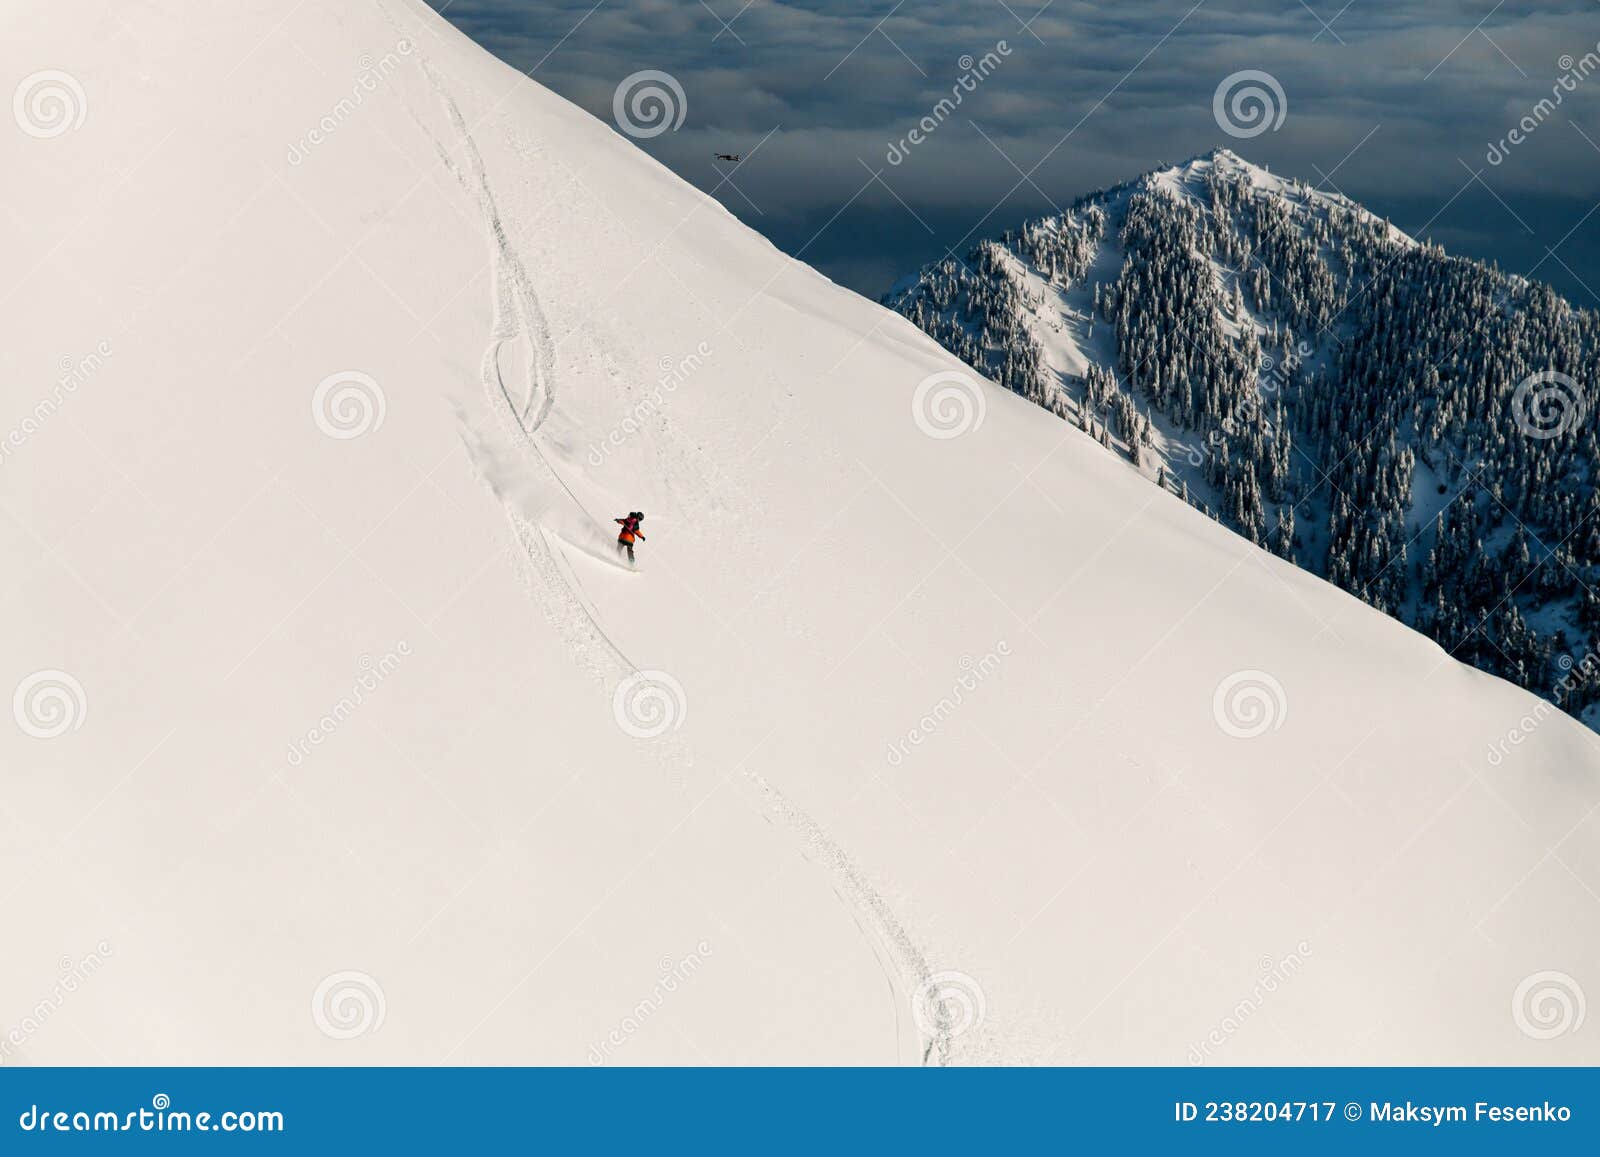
[[429, 1, 1600, 304]]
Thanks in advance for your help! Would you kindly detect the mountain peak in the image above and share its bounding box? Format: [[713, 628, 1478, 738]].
[[891, 149, 1587, 738], [1173, 147, 1264, 180], [1165, 146, 1248, 170]]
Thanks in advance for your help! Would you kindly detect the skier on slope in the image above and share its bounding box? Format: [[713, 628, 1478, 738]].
[[615, 511, 645, 565]]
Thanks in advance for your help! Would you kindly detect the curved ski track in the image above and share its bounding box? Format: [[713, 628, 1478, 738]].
[[381, 0, 959, 1065]]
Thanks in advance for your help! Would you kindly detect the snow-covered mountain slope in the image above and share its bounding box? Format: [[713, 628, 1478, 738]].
[[891, 150, 1600, 731], [3, 1, 1598, 1065]]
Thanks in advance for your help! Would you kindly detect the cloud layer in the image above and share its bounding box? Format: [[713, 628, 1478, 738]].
[[430, 1, 1600, 299]]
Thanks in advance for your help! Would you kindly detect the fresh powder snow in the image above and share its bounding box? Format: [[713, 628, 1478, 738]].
[[2, 0, 1597, 1065]]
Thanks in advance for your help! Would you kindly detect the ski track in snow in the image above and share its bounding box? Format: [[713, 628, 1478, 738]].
[[385, 2, 957, 1063], [387, 13, 691, 777], [740, 764, 954, 1065]]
